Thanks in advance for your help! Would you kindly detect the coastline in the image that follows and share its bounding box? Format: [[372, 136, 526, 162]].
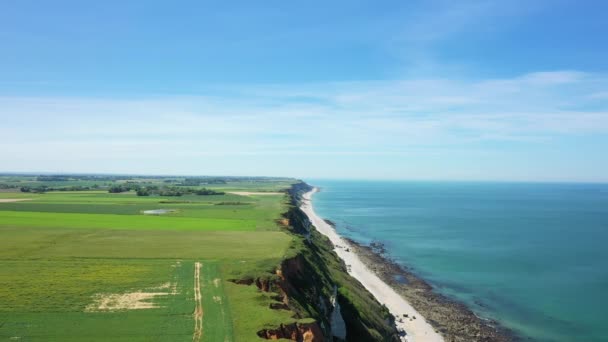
[[302, 187, 514, 342], [301, 188, 444, 342], [346, 239, 515, 342]]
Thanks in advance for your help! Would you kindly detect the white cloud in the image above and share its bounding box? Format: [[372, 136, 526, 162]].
[[1, 70, 607, 178], [520, 71, 587, 85], [2, 71, 607, 141]]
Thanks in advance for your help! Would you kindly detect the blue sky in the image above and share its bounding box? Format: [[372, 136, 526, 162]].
[[1, 0, 607, 181]]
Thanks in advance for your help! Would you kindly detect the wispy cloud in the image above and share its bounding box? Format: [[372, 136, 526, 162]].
[[1, 70, 607, 179], [2, 70, 607, 148], [519, 71, 588, 85], [378, 0, 547, 76]]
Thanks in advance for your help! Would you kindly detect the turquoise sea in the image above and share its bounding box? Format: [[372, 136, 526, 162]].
[[308, 180, 608, 342]]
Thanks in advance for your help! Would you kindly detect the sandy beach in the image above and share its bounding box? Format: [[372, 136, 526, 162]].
[[301, 188, 444, 342]]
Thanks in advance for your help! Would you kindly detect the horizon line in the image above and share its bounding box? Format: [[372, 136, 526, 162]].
[[1, 171, 607, 185]]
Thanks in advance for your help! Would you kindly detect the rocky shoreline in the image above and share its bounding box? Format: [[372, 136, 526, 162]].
[[343, 236, 517, 342]]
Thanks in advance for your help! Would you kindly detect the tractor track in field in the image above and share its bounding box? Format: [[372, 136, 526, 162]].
[[193, 262, 203, 342]]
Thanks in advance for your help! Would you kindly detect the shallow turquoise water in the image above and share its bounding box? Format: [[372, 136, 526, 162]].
[[308, 180, 608, 342]]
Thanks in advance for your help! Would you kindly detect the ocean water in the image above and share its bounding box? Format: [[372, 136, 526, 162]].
[[308, 180, 608, 342]]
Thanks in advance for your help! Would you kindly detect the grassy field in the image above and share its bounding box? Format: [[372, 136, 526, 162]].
[[200, 262, 234, 342], [0, 175, 302, 341], [0, 227, 292, 260], [0, 259, 194, 341], [0, 211, 257, 231], [0, 191, 288, 230]]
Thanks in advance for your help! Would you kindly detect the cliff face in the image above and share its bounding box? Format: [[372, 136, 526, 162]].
[[279, 181, 400, 341], [257, 322, 324, 342], [238, 250, 333, 340], [233, 181, 399, 341]]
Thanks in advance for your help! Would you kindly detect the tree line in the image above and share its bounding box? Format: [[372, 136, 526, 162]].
[[109, 184, 224, 197], [20, 185, 96, 193]]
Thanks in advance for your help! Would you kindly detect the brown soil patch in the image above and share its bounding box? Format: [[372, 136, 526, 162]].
[[156, 282, 178, 295], [86, 291, 168, 311], [85, 281, 178, 312]]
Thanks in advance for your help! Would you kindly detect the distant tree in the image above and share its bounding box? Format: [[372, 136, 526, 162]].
[[36, 175, 70, 182], [194, 188, 225, 195], [158, 187, 183, 196], [179, 178, 227, 186], [180, 178, 202, 186], [22, 186, 49, 193], [108, 185, 128, 193], [62, 186, 91, 191], [136, 189, 150, 196], [204, 179, 227, 184]]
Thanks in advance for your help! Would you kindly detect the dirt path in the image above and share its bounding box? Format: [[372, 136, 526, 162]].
[[0, 198, 32, 203], [193, 262, 203, 342]]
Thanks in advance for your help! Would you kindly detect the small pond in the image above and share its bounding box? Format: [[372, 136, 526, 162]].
[[142, 209, 176, 215]]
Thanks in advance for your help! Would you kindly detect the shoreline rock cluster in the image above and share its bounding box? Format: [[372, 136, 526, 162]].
[[345, 238, 516, 342]]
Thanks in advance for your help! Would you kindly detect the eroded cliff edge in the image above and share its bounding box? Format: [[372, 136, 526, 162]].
[[280, 181, 513, 342], [232, 181, 401, 341]]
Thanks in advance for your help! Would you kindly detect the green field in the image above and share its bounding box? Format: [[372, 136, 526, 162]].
[[0, 211, 257, 231], [0, 175, 304, 341], [0, 191, 288, 230]]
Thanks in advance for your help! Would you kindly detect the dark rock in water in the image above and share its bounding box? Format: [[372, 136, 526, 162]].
[[369, 240, 387, 255], [324, 219, 336, 227], [475, 300, 489, 309], [346, 238, 516, 342], [343, 224, 358, 232], [393, 274, 408, 285]]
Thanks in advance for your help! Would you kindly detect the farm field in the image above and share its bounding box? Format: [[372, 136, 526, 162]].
[[0, 175, 302, 341]]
